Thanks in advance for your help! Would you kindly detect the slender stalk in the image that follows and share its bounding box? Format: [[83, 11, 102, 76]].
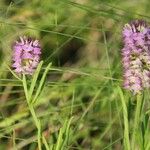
[[22, 73, 51, 150], [22, 74, 42, 150], [42, 135, 50, 150], [29, 105, 42, 150], [131, 94, 143, 150]]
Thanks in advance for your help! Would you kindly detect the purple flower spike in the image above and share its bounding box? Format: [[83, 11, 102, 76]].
[[122, 20, 150, 94], [12, 36, 41, 75]]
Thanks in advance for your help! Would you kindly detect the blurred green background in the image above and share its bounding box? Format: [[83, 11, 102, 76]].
[[0, 0, 150, 149]]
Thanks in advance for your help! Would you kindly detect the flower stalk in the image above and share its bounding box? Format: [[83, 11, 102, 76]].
[[12, 36, 51, 149]]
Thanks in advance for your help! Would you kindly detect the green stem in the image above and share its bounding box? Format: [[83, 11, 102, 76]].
[[42, 135, 50, 150], [29, 105, 50, 150], [29, 104, 42, 150], [22, 74, 42, 150], [131, 94, 142, 150]]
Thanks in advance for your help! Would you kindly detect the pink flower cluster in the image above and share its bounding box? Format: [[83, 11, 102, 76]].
[[12, 36, 41, 75], [122, 20, 150, 94]]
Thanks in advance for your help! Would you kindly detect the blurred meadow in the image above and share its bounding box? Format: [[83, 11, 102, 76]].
[[0, 0, 150, 149]]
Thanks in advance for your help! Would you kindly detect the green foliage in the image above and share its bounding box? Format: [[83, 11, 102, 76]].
[[0, 0, 150, 150]]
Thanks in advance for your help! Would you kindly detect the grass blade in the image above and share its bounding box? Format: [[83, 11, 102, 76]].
[[32, 63, 52, 104], [6, 65, 22, 81], [28, 61, 43, 101], [117, 86, 130, 150]]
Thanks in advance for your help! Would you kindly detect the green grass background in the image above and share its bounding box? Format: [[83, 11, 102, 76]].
[[0, 0, 150, 149]]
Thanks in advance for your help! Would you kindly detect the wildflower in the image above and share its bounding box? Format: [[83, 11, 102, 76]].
[[122, 20, 150, 94], [12, 36, 41, 75]]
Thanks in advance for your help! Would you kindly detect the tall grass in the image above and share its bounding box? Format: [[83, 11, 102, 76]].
[[0, 0, 150, 149]]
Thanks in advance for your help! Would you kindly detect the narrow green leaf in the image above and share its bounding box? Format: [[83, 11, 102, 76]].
[[32, 63, 52, 104], [117, 86, 130, 150], [146, 139, 150, 150], [62, 117, 73, 148], [0, 112, 28, 128], [29, 61, 43, 100], [50, 145, 53, 150], [55, 129, 63, 150], [6, 65, 22, 81], [42, 135, 50, 150]]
